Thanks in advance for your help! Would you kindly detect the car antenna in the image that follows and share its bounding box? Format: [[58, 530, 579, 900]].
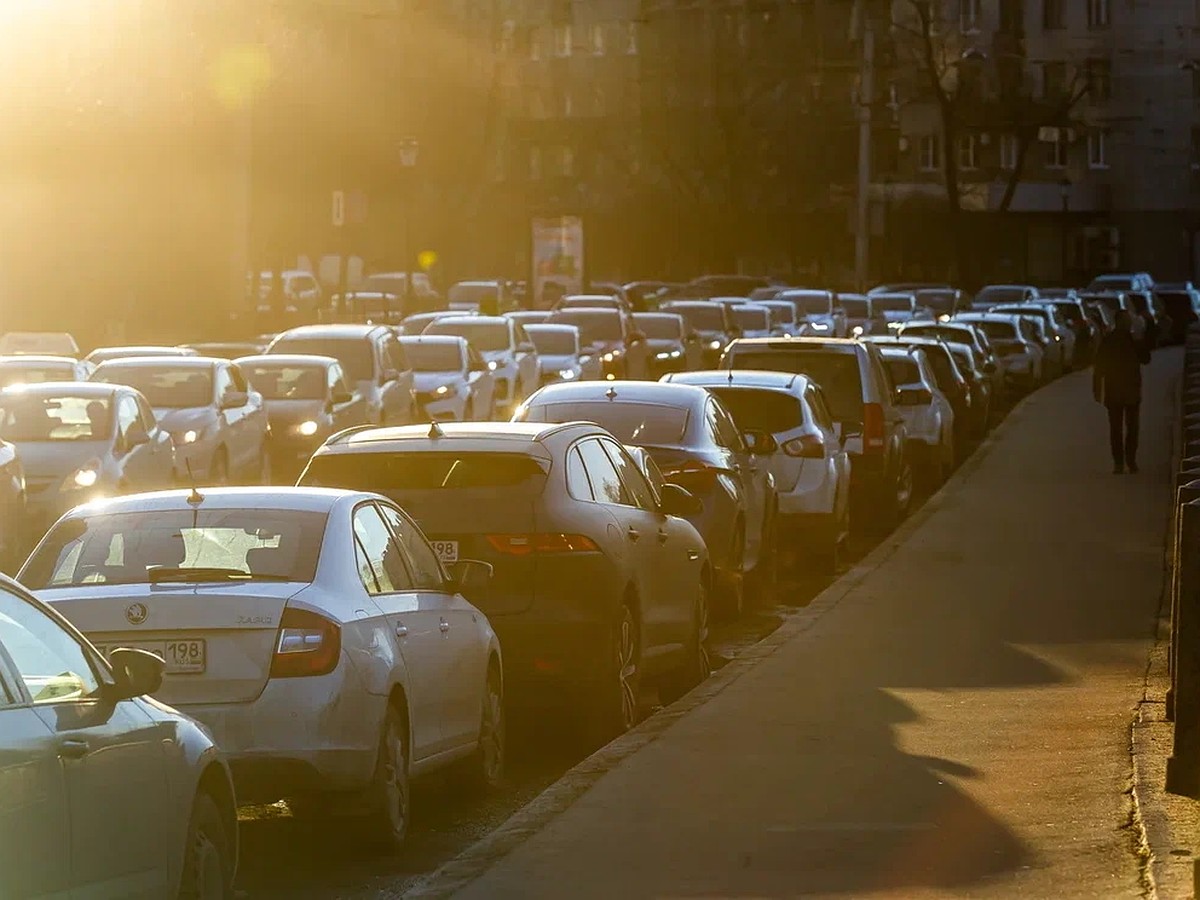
[[727, 369, 734, 384], [184, 459, 204, 506], [428, 421, 444, 438]]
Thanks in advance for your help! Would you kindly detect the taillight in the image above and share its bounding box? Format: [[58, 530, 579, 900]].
[[486, 534, 599, 556], [662, 459, 720, 492], [782, 433, 825, 459], [271, 607, 341, 679], [863, 402, 886, 452]]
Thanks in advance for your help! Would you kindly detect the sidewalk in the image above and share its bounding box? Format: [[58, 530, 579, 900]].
[[408, 351, 1179, 900]]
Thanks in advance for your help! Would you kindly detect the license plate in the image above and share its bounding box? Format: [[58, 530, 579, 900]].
[[95, 640, 206, 675], [430, 540, 459, 563]]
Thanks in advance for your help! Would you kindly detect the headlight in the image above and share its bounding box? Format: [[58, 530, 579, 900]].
[[887, 321, 903, 330], [559, 368, 578, 380], [434, 385, 452, 396], [178, 429, 199, 445], [809, 322, 830, 331], [938, 314, 951, 322], [487, 360, 499, 371], [603, 352, 615, 362], [67, 462, 100, 490], [709, 340, 722, 350], [294, 420, 320, 437], [851, 325, 864, 337]]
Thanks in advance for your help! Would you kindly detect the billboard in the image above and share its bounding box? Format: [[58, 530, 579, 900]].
[[531, 215, 584, 309]]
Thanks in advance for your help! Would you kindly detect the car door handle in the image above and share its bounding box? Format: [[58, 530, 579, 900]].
[[59, 739, 89, 760], [627, 527, 641, 542], [395, 624, 408, 639], [439, 618, 450, 634]]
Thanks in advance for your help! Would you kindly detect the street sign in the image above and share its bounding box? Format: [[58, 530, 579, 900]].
[[331, 190, 345, 228]]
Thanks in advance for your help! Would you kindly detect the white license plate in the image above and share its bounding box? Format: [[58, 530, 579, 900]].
[[96, 640, 206, 675], [430, 540, 459, 563]]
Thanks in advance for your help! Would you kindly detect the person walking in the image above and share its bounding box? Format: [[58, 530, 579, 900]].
[[1092, 309, 1151, 474]]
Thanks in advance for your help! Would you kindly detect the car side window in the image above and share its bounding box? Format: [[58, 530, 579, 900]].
[[213, 365, 235, 403], [600, 440, 658, 511], [701, 399, 724, 448], [0, 586, 102, 705], [514, 324, 528, 349], [385, 337, 410, 373], [133, 395, 157, 434], [870, 350, 895, 396], [565, 446, 594, 501], [377, 503, 446, 591], [807, 387, 834, 431], [711, 400, 745, 452], [352, 505, 413, 594], [229, 365, 249, 393], [115, 395, 141, 445], [576, 438, 630, 505]]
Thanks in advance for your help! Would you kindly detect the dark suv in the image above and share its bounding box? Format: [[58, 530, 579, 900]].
[[719, 337, 912, 531]]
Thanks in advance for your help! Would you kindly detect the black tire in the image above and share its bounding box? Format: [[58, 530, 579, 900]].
[[464, 663, 505, 791], [177, 792, 233, 900], [588, 602, 640, 744], [661, 577, 710, 703], [815, 499, 849, 575], [353, 704, 410, 850]]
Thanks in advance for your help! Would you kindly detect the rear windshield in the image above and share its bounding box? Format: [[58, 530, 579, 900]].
[[838, 298, 868, 318], [526, 330, 577, 355], [975, 287, 1028, 305], [22, 509, 326, 588], [916, 291, 956, 314], [546, 311, 622, 343], [668, 305, 726, 332], [406, 342, 465, 371], [91, 366, 212, 409], [425, 321, 511, 353], [732, 306, 770, 329], [781, 293, 832, 315], [885, 358, 922, 387], [521, 401, 689, 445], [270, 337, 374, 382], [706, 388, 803, 433], [242, 364, 326, 400], [447, 283, 497, 305], [303, 452, 547, 493], [726, 351, 862, 422], [914, 347, 958, 390], [634, 316, 684, 339], [0, 393, 111, 442], [0, 363, 74, 388]]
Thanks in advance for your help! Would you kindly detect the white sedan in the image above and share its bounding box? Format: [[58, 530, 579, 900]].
[[0, 573, 237, 898], [20, 487, 505, 849], [878, 345, 956, 485], [91, 356, 270, 485], [400, 334, 496, 421]]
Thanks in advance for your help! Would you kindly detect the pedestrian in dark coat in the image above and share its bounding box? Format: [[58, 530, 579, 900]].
[[1092, 309, 1151, 474]]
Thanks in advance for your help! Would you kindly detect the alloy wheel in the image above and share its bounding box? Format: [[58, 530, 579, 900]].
[[479, 669, 505, 784], [617, 606, 639, 731], [380, 716, 409, 840]]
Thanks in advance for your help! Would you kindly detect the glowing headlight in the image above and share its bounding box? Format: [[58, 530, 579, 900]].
[[603, 352, 615, 362], [851, 325, 865, 337], [179, 429, 199, 445], [887, 321, 903, 330], [295, 420, 320, 436], [1054, 335, 1061, 342], [70, 466, 99, 489], [655, 351, 672, 360], [559, 368, 578, 380], [487, 360, 499, 371], [809, 322, 830, 331], [938, 314, 951, 322], [709, 340, 722, 350], [435, 385, 452, 396]]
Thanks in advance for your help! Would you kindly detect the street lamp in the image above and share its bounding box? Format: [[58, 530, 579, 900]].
[[399, 137, 419, 313], [1059, 176, 1071, 283]]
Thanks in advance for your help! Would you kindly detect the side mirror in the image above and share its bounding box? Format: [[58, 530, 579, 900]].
[[220, 390, 248, 410], [380, 369, 399, 385], [659, 483, 704, 517], [106, 647, 165, 700], [445, 559, 493, 599], [741, 429, 778, 456], [517, 342, 536, 354], [897, 385, 933, 406]]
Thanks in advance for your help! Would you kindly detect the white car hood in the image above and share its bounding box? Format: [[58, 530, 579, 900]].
[[154, 407, 217, 431]]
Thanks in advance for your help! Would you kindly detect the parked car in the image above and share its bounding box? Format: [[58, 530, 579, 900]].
[[876, 345, 956, 486], [400, 310, 465, 335], [267, 323, 416, 425], [862, 335, 973, 451], [1036, 298, 1099, 363], [720, 338, 913, 531], [660, 300, 742, 367], [624, 281, 674, 310], [505, 310, 553, 328], [85, 346, 199, 366], [300, 424, 709, 739], [0, 354, 92, 387], [524, 323, 602, 385], [0, 439, 26, 566], [0, 383, 175, 536], [729, 303, 775, 340], [987, 305, 1069, 377], [955, 313, 1045, 392], [515, 382, 777, 617], [776, 290, 846, 337], [1155, 286, 1200, 344], [183, 342, 267, 360], [663, 370, 851, 572], [837, 294, 887, 337], [400, 335, 496, 421], [20, 487, 505, 847], [758, 299, 802, 336], [1086, 272, 1155, 293], [634, 312, 703, 377], [0, 332, 80, 357], [424, 315, 540, 411], [912, 287, 967, 320], [973, 284, 1039, 309], [872, 292, 933, 330], [941, 341, 993, 437], [1080, 292, 1146, 344], [90, 356, 268, 484], [358, 271, 440, 312], [237, 354, 369, 477], [0, 573, 237, 899], [897, 320, 1003, 397], [544, 308, 651, 381], [1125, 290, 1166, 348]]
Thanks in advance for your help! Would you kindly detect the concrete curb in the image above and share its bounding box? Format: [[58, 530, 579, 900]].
[[387, 390, 1038, 900]]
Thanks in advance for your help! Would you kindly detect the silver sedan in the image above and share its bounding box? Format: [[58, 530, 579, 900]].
[[20, 487, 505, 849]]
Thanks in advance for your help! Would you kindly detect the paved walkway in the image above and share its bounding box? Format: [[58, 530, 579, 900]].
[[416, 351, 1179, 900]]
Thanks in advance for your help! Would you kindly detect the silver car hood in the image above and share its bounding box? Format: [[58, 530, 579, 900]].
[[12, 440, 108, 479], [154, 407, 218, 431]]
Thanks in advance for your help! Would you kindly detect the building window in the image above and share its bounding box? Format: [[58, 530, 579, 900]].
[[1000, 133, 1020, 169], [548, 145, 575, 178], [1045, 132, 1068, 169], [529, 146, 542, 180], [553, 25, 572, 57], [960, 0, 981, 32], [1085, 59, 1111, 100], [1042, 0, 1064, 29], [919, 134, 942, 172], [1087, 0, 1110, 28], [957, 134, 979, 170], [1087, 129, 1110, 168], [589, 23, 605, 55], [1041, 61, 1067, 99], [624, 21, 639, 55]]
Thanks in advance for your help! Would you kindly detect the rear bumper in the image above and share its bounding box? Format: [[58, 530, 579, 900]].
[[492, 606, 616, 702]]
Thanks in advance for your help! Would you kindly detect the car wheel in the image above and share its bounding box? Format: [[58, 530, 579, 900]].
[[208, 448, 228, 487], [661, 577, 710, 703], [178, 792, 233, 900], [894, 459, 914, 520], [355, 703, 410, 850], [749, 512, 778, 606], [464, 662, 505, 791], [715, 527, 745, 620], [589, 601, 640, 743]]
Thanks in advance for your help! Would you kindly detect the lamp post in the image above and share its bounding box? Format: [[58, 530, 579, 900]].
[[1059, 176, 1071, 284], [399, 137, 419, 314]]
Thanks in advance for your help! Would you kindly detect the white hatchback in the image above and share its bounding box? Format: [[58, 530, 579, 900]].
[[20, 487, 505, 849], [877, 345, 956, 485]]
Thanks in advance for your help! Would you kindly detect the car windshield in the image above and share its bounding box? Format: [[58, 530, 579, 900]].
[[270, 338, 374, 382], [635, 316, 683, 339], [726, 351, 863, 422], [406, 342, 465, 371], [304, 452, 547, 493], [885, 358, 922, 387], [242, 364, 326, 400], [93, 366, 212, 408], [871, 295, 914, 313], [706, 387, 803, 433], [669, 305, 726, 332], [782, 293, 832, 315], [546, 312, 623, 344], [968, 320, 1017, 341], [976, 287, 1028, 304], [526, 330, 576, 355], [22, 509, 327, 588], [426, 320, 511, 352], [838, 298, 869, 318], [916, 290, 957, 313], [0, 394, 111, 442], [1050, 302, 1083, 324], [0, 363, 74, 387], [522, 401, 690, 445], [732, 307, 770, 329]]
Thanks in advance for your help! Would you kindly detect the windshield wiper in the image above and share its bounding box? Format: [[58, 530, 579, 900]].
[[148, 567, 289, 583]]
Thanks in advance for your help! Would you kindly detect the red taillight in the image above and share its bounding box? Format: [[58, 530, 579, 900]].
[[782, 433, 825, 459], [662, 459, 720, 492], [486, 533, 600, 556], [863, 402, 886, 452], [270, 607, 341, 679]]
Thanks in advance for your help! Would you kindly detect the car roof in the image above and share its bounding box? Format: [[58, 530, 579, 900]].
[[727, 337, 861, 352], [632, 312, 682, 320], [398, 335, 467, 346], [0, 355, 78, 365], [527, 380, 710, 407], [93, 356, 220, 369], [430, 315, 508, 326], [235, 354, 339, 368], [549, 308, 621, 318], [1, 381, 123, 398], [667, 369, 812, 392], [663, 300, 721, 308], [90, 346, 191, 355], [274, 324, 387, 339], [61, 486, 364, 517], [523, 323, 579, 334]]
